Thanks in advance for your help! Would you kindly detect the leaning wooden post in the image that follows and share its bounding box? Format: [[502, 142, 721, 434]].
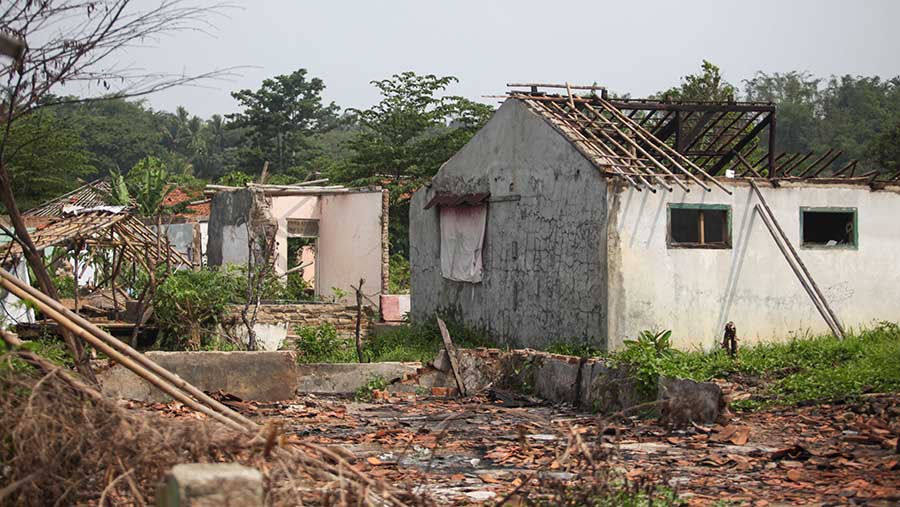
[[354, 278, 365, 363], [72, 244, 79, 315], [437, 317, 467, 397], [750, 180, 845, 338]]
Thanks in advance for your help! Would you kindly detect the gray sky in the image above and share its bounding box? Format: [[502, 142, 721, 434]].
[[123, 0, 900, 118]]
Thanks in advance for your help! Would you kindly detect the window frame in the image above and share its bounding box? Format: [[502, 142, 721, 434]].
[[666, 203, 732, 249], [799, 206, 858, 250]]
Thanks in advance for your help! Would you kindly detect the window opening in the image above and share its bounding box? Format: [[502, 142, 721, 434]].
[[801, 209, 856, 248], [668, 205, 730, 248]]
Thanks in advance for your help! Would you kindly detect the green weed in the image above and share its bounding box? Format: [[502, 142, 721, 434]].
[[614, 322, 900, 409], [294, 323, 358, 363], [354, 375, 389, 402]]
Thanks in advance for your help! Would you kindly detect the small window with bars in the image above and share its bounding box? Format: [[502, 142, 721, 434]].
[[668, 204, 731, 249]]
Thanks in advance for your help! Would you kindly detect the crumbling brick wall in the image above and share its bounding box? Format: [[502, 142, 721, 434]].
[[226, 303, 375, 337]]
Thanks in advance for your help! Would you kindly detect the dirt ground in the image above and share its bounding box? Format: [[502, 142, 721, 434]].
[[142, 391, 900, 506]]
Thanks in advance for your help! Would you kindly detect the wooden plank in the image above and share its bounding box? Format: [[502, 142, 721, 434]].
[[437, 317, 467, 397]]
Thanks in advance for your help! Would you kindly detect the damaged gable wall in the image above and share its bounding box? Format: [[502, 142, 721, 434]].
[[410, 98, 608, 349]]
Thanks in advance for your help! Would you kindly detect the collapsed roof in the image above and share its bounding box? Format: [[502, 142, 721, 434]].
[[505, 83, 875, 192], [2, 207, 190, 270], [24, 179, 113, 217]]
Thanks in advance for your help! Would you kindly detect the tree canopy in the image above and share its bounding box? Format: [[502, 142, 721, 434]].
[[226, 69, 341, 174], [9, 62, 900, 259]]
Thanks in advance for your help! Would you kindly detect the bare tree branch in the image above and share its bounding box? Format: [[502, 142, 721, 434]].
[[0, 0, 239, 380]]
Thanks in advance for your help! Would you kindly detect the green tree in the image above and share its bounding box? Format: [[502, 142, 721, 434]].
[[4, 110, 95, 211], [54, 98, 167, 176], [227, 69, 340, 173], [217, 170, 255, 187], [105, 166, 131, 206], [659, 60, 736, 102], [868, 121, 900, 173], [818, 75, 900, 170], [127, 156, 173, 216], [744, 71, 822, 155], [338, 72, 494, 255]]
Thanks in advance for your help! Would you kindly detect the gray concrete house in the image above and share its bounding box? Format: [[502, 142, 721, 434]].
[[410, 85, 900, 351]]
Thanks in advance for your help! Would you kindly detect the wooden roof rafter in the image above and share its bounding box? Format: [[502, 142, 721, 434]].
[[502, 83, 893, 188], [1, 211, 190, 269], [509, 88, 731, 193]]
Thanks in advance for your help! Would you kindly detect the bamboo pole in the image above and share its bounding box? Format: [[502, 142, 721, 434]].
[[0, 271, 251, 432], [0, 267, 258, 430], [750, 181, 845, 338], [752, 205, 843, 340]]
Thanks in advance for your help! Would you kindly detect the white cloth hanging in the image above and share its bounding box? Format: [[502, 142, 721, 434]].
[[440, 205, 486, 283]]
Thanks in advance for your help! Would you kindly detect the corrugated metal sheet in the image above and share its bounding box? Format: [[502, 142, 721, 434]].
[[24, 179, 113, 217]]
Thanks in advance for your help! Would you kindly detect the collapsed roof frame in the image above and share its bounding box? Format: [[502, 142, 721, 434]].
[[23, 178, 113, 217], [1, 210, 190, 273], [505, 83, 878, 191]]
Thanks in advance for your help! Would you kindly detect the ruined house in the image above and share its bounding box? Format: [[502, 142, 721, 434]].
[[206, 183, 389, 303], [410, 84, 897, 350]]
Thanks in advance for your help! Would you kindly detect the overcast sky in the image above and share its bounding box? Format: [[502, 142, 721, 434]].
[[120, 0, 900, 118]]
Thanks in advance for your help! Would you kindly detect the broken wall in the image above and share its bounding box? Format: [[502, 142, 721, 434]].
[[206, 189, 254, 267], [269, 191, 384, 302], [606, 179, 900, 350], [410, 98, 608, 349], [208, 189, 386, 303]]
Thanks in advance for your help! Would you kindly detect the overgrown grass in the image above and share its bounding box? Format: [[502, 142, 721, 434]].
[[616, 322, 900, 409], [544, 341, 605, 358], [293, 320, 493, 364], [0, 336, 73, 372]]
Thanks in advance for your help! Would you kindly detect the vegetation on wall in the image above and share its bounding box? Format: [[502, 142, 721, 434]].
[[152, 266, 314, 350]]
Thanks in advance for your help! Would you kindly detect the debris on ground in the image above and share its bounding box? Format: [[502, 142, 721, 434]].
[[141, 390, 900, 505]]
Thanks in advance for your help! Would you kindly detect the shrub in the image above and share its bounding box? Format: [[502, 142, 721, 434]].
[[363, 319, 492, 363], [353, 375, 389, 401], [388, 253, 410, 294], [294, 323, 357, 363], [611, 329, 674, 395], [614, 322, 900, 409], [153, 268, 244, 350]]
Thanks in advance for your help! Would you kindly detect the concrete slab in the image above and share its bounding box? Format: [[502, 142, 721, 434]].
[[99, 351, 298, 402], [295, 362, 420, 394], [158, 463, 262, 507]]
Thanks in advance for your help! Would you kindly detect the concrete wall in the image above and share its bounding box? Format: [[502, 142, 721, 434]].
[[410, 98, 608, 349], [150, 222, 206, 266], [606, 179, 900, 350], [207, 189, 254, 267], [269, 194, 319, 279], [318, 192, 385, 301], [99, 351, 299, 402], [208, 189, 385, 303]]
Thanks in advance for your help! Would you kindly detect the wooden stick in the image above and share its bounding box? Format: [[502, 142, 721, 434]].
[[750, 181, 845, 338], [354, 278, 365, 363], [752, 204, 843, 340], [436, 317, 467, 397], [0, 268, 259, 430]]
